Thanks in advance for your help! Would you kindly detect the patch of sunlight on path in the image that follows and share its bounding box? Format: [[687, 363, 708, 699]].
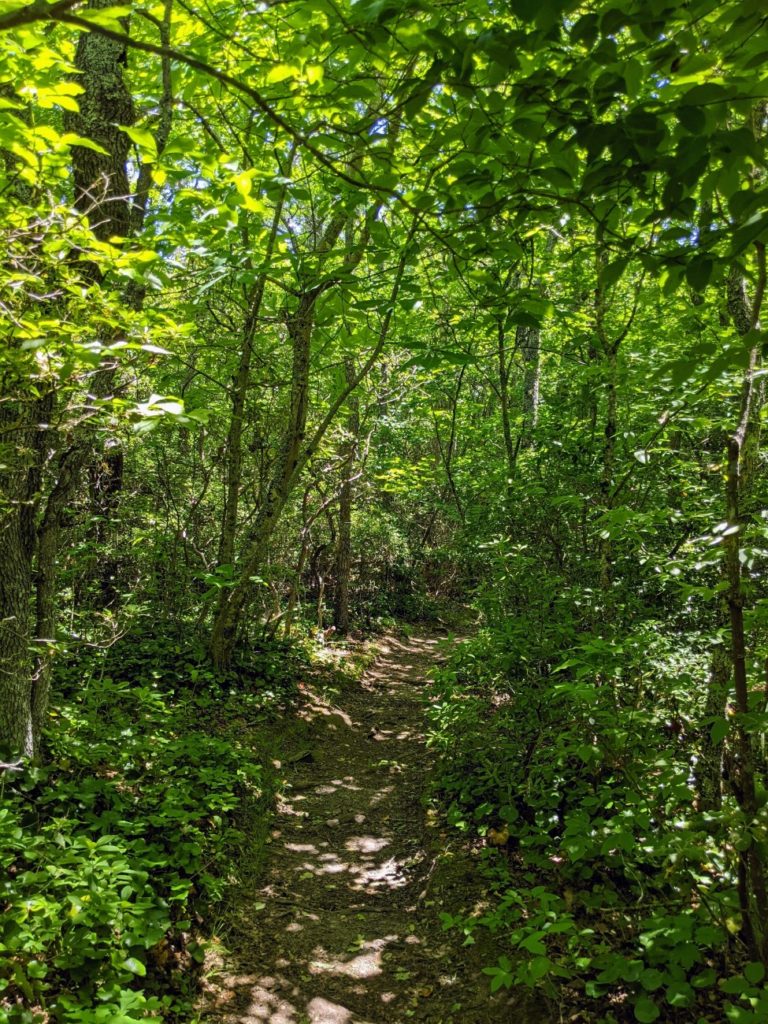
[[205, 631, 541, 1024]]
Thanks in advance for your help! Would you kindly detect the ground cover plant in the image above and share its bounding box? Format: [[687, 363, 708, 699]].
[[427, 607, 768, 1022], [0, 634, 303, 1022]]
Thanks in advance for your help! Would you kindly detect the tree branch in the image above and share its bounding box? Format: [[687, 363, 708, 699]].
[[0, 0, 78, 33]]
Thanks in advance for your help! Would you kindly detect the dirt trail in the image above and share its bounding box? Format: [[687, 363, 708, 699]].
[[207, 631, 542, 1024]]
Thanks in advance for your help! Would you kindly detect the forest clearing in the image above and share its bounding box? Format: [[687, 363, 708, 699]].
[[1, 0, 767, 1021]]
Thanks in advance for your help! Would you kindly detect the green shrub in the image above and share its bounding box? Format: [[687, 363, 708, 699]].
[[427, 620, 768, 1022], [0, 639, 286, 1024]]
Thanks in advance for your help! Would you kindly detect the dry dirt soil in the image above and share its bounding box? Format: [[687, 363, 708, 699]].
[[203, 631, 549, 1024]]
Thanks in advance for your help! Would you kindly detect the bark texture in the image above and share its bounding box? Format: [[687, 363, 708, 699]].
[[334, 360, 360, 634], [0, 0, 169, 758], [697, 262, 765, 812], [64, 0, 135, 241], [218, 161, 293, 569]]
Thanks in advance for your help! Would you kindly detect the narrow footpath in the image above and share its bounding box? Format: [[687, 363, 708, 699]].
[[206, 632, 544, 1024]]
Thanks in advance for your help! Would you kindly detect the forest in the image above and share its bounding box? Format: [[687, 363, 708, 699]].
[[0, 0, 767, 1022]]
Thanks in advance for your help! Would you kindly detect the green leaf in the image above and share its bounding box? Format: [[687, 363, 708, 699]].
[[677, 105, 707, 134], [686, 256, 714, 293], [721, 975, 749, 995], [640, 968, 665, 991], [59, 133, 110, 155], [731, 211, 768, 255], [692, 968, 717, 988], [744, 962, 765, 985], [634, 995, 660, 1022], [33, 83, 83, 112], [75, 4, 132, 30], [510, 0, 540, 21], [121, 957, 146, 977], [710, 718, 729, 744], [537, 166, 572, 189], [601, 257, 629, 289], [120, 125, 158, 162], [665, 981, 694, 1007], [680, 83, 728, 106], [267, 63, 298, 84], [489, 971, 508, 992], [519, 932, 546, 955], [513, 117, 544, 142], [527, 956, 551, 981]]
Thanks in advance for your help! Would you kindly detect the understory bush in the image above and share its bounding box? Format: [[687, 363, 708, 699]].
[[0, 634, 299, 1024], [427, 621, 768, 1024]]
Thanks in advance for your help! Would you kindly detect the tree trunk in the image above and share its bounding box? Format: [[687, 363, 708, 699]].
[[496, 318, 517, 483], [697, 639, 731, 811], [0, 0, 171, 759], [721, 251, 767, 961], [519, 232, 553, 445], [334, 360, 359, 634], [25, 6, 137, 758], [0, 377, 50, 757], [64, 0, 135, 244], [283, 529, 311, 639], [599, 345, 618, 593], [218, 158, 294, 568], [0, 507, 36, 759], [698, 261, 765, 811], [519, 321, 541, 440], [210, 290, 318, 668], [208, 213, 417, 668], [724, 423, 768, 961]]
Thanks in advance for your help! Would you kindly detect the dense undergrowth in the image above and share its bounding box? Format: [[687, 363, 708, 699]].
[[427, 614, 768, 1024], [0, 629, 309, 1024]]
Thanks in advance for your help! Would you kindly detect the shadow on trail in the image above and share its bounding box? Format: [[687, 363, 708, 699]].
[[206, 632, 544, 1024]]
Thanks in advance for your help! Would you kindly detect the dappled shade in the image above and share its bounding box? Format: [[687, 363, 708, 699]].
[[206, 635, 533, 1023]]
